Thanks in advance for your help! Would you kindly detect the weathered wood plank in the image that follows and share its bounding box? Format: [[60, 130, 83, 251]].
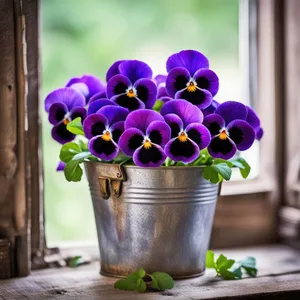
[[1, 245, 300, 299]]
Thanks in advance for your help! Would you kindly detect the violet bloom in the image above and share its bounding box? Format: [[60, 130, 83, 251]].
[[161, 100, 211, 163], [56, 161, 66, 171], [66, 74, 106, 103], [106, 60, 157, 111], [203, 101, 255, 159], [202, 100, 220, 117], [165, 50, 219, 109], [89, 91, 107, 104], [154, 74, 172, 103], [83, 106, 128, 161], [119, 110, 170, 167], [245, 105, 264, 140], [45, 87, 87, 144], [87, 98, 117, 115]]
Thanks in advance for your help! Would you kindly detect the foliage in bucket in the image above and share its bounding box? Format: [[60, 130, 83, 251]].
[[44, 50, 263, 184]]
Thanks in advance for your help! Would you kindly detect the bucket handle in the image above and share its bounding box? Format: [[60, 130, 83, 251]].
[[98, 163, 127, 200]]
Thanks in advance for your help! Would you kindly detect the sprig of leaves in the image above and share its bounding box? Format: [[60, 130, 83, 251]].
[[206, 250, 257, 280], [114, 267, 174, 293]]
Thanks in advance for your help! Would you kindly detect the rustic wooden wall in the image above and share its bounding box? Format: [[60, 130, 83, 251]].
[[0, 0, 42, 278]]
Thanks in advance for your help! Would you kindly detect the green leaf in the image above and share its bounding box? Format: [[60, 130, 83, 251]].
[[218, 268, 238, 280], [67, 256, 84, 268], [231, 266, 243, 279], [212, 163, 232, 181], [206, 250, 215, 268], [230, 157, 251, 178], [203, 166, 221, 184], [72, 151, 93, 162], [60, 142, 81, 163], [213, 158, 233, 168], [152, 100, 164, 112], [64, 160, 83, 182], [67, 117, 84, 135], [231, 257, 257, 277], [79, 139, 88, 152], [149, 272, 174, 291], [216, 254, 235, 271], [192, 149, 213, 166], [114, 268, 147, 293]]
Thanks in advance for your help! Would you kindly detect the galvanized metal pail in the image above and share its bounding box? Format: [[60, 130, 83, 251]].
[[85, 162, 220, 279]]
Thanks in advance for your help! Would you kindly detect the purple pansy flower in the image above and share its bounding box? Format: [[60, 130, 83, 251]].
[[161, 100, 211, 163], [202, 99, 220, 116], [83, 106, 128, 161], [66, 74, 106, 103], [56, 161, 66, 171], [87, 98, 117, 115], [106, 60, 157, 111], [154, 74, 168, 98], [45, 87, 87, 144], [203, 101, 255, 160], [245, 105, 264, 140], [89, 91, 107, 104], [165, 50, 219, 109], [119, 110, 170, 167]]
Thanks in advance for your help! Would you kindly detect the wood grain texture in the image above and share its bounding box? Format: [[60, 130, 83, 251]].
[[0, 245, 300, 299]]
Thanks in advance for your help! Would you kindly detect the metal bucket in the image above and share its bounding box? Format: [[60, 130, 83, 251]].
[[84, 162, 220, 279]]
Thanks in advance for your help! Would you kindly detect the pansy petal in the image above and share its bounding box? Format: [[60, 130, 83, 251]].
[[111, 121, 125, 143], [160, 96, 172, 103], [256, 127, 264, 140], [154, 74, 167, 85], [69, 82, 89, 98], [118, 60, 152, 83], [165, 67, 190, 97], [186, 123, 211, 149], [83, 114, 108, 139], [227, 120, 255, 151], [208, 136, 237, 160], [163, 113, 184, 138], [125, 109, 164, 133], [215, 101, 248, 125], [160, 99, 203, 127], [106, 74, 131, 98], [89, 91, 107, 104], [146, 121, 171, 147], [66, 75, 106, 101], [56, 161, 66, 171], [166, 50, 209, 75], [165, 137, 199, 163], [70, 107, 87, 121], [48, 102, 68, 125], [246, 106, 261, 131], [157, 84, 168, 99], [98, 105, 129, 125], [106, 60, 126, 82], [88, 135, 119, 161], [51, 122, 75, 144], [133, 144, 166, 168], [193, 68, 219, 96], [112, 94, 145, 111], [45, 87, 85, 112], [175, 87, 212, 109], [134, 78, 157, 109], [87, 99, 117, 115], [203, 114, 225, 136], [118, 128, 144, 156], [202, 99, 220, 116]]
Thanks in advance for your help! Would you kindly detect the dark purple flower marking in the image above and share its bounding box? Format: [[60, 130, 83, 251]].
[[245, 105, 264, 140], [161, 100, 211, 163], [119, 109, 170, 167], [83, 106, 129, 161], [106, 60, 157, 111], [45, 87, 87, 144], [165, 50, 219, 109], [203, 101, 255, 159], [66, 74, 106, 103]]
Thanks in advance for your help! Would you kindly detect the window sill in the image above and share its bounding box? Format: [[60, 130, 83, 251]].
[[1, 244, 300, 299]]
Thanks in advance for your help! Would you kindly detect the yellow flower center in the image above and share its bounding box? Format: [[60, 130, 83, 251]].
[[101, 130, 111, 141], [187, 81, 197, 92], [126, 89, 136, 98], [219, 130, 228, 140], [63, 118, 70, 125], [178, 132, 188, 142], [143, 140, 152, 149]]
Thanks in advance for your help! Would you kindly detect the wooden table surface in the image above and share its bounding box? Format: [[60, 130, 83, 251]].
[[1, 245, 300, 300]]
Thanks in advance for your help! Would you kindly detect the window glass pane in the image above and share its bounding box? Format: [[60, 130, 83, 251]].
[[42, 0, 245, 244]]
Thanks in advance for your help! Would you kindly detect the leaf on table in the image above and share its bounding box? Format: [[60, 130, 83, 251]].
[[114, 268, 147, 293], [206, 250, 216, 268], [149, 272, 174, 291]]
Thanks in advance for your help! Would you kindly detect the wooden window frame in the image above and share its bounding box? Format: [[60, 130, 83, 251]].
[[0, 0, 289, 277]]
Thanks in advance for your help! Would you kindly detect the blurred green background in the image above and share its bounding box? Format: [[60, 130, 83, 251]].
[[42, 0, 240, 245]]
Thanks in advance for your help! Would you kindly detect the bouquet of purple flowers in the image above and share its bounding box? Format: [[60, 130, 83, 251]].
[[44, 50, 263, 183]]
